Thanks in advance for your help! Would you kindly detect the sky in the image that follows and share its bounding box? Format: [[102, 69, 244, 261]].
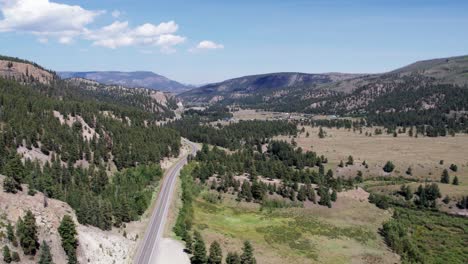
[[0, 0, 467, 84]]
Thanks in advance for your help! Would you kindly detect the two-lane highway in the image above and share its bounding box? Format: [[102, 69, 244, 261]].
[[133, 138, 198, 264]]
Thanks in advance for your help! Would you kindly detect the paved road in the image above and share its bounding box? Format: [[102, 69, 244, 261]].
[[133, 138, 198, 264]]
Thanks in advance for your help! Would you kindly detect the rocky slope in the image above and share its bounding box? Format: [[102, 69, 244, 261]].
[[0, 55, 56, 85]]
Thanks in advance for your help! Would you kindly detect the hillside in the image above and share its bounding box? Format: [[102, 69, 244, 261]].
[[179, 55, 468, 124], [59, 71, 192, 93], [179, 72, 361, 103], [0, 55, 182, 234], [0, 55, 57, 85], [0, 176, 135, 264]]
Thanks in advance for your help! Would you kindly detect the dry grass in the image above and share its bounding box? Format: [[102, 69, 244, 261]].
[[276, 126, 468, 187]]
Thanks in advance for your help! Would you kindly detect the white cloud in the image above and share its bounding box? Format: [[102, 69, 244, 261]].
[[111, 10, 121, 18], [86, 20, 185, 51], [0, 0, 219, 54], [195, 40, 224, 50], [0, 0, 102, 33]]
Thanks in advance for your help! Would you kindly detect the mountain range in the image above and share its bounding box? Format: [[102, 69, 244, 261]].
[[58, 71, 192, 93], [178, 55, 468, 115]]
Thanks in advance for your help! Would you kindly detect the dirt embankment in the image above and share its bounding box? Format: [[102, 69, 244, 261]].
[[0, 175, 134, 264]]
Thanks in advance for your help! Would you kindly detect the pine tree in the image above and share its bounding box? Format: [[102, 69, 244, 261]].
[[240, 241, 256, 264], [208, 241, 223, 264], [240, 181, 253, 202], [3, 176, 19, 193], [318, 187, 331, 208], [306, 184, 316, 203], [441, 169, 450, 184], [297, 185, 306, 201], [338, 160, 344, 168], [452, 176, 459, 185], [383, 161, 395, 173], [449, 164, 458, 172], [318, 127, 325, 138], [38, 241, 54, 264], [442, 195, 450, 204], [191, 231, 207, 264], [185, 232, 193, 254], [6, 222, 17, 247], [3, 245, 12, 263], [226, 252, 241, 264], [11, 251, 19, 262], [17, 210, 39, 255], [58, 215, 78, 264], [406, 167, 412, 176], [331, 189, 337, 202]]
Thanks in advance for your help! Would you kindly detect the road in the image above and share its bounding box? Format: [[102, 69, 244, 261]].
[[133, 138, 198, 264]]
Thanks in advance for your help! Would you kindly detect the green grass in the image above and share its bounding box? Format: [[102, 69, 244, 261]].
[[193, 198, 394, 264], [383, 207, 468, 264]]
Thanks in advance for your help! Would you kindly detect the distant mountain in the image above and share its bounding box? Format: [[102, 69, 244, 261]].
[[58, 71, 192, 93], [178, 72, 363, 103]]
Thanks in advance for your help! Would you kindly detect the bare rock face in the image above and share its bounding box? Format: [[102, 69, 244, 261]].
[[0, 60, 55, 85]]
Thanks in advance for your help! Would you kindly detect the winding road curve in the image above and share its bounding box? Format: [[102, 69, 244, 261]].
[[133, 138, 198, 264]]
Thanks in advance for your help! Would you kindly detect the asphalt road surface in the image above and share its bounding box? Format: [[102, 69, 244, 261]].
[[133, 138, 198, 264]]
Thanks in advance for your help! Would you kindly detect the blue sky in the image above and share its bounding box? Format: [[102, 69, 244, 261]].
[[1, 0, 467, 84]]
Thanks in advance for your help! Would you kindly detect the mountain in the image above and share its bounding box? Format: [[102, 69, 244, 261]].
[[179, 72, 363, 103], [178, 55, 468, 117], [58, 71, 192, 93]]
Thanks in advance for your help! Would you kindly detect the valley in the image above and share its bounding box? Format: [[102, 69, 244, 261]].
[[1, 52, 468, 264]]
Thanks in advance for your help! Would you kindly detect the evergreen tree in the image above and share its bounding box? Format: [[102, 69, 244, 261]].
[[318, 127, 325, 138], [331, 189, 337, 202], [297, 185, 306, 201], [58, 215, 78, 264], [3, 176, 20, 193], [11, 251, 19, 262], [442, 195, 450, 204], [441, 169, 450, 184], [6, 222, 17, 247], [383, 161, 395, 173], [306, 184, 316, 203], [405, 167, 412, 176], [452, 176, 459, 185], [38, 241, 54, 264], [240, 241, 256, 264], [185, 232, 193, 254], [208, 241, 223, 264], [318, 187, 332, 208], [449, 164, 458, 172], [226, 252, 241, 264], [191, 231, 207, 264], [16, 210, 39, 255], [239, 181, 253, 202], [3, 245, 12, 263], [338, 160, 344, 168]]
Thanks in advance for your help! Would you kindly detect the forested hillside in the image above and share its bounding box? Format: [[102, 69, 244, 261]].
[[0, 59, 181, 229], [179, 55, 468, 130]]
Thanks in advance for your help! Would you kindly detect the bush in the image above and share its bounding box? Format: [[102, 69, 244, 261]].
[[383, 161, 395, 173], [449, 164, 458, 172]]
